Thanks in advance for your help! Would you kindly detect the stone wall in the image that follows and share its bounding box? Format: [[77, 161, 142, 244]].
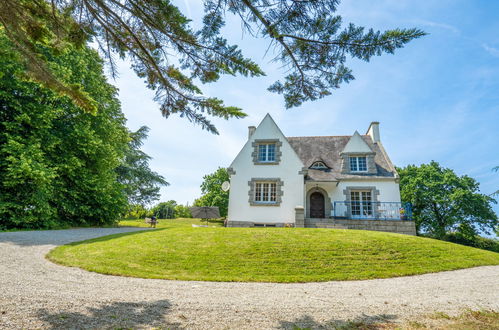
[[227, 219, 416, 235], [332, 219, 416, 235], [226, 221, 292, 228]]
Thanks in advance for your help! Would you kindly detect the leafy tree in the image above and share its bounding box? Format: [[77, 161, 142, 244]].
[[194, 167, 229, 217], [0, 1, 425, 133], [151, 200, 177, 219], [174, 204, 192, 218], [116, 126, 169, 207], [397, 161, 498, 238], [123, 204, 152, 220], [0, 31, 128, 229]]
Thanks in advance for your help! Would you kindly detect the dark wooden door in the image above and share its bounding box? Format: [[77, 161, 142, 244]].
[[310, 192, 325, 218]]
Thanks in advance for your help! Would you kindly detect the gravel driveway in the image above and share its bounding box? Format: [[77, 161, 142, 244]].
[[0, 228, 498, 329]]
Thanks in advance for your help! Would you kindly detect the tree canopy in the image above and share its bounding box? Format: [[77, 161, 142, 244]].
[[116, 126, 169, 207], [194, 167, 229, 217], [0, 0, 425, 133], [0, 31, 129, 229], [398, 161, 498, 238], [152, 200, 177, 219]]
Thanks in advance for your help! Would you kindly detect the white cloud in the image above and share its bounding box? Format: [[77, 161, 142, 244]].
[[413, 19, 460, 34], [482, 44, 499, 57]]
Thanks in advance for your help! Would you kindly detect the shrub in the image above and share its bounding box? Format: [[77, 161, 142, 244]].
[[439, 233, 499, 253], [151, 201, 177, 219], [175, 205, 192, 218]]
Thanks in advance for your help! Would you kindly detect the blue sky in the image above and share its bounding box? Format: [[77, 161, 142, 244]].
[[111, 0, 499, 217]]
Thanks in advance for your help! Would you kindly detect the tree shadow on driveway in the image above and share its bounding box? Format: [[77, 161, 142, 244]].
[[36, 299, 181, 329], [0, 227, 156, 247], [278, 313, 399, 329]]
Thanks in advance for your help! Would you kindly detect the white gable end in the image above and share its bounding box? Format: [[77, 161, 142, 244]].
[[341, 131, 373, 153], [230, 113, 302, 169], [228, 114, 304, 224]]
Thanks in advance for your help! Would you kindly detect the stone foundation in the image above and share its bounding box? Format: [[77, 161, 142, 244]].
[[227, 219, 416, 235], [226, 221, 292, 228], [331, 219, 416, 235]]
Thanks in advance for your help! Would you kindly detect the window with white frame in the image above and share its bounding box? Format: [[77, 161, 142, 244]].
[[349, 156, 367, 172], [254, 182, 277, 203], [350, 190, 373, 217], [257, 143, 276, 162]]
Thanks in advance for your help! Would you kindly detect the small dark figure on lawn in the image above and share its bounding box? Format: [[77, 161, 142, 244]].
[[150, 216, 157, 228]]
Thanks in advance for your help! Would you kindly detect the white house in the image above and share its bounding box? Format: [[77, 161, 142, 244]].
[[227, 114, 416, 235]]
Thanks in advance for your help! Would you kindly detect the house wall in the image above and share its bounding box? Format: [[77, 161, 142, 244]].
[[305, 180, 401, 217], [227, 115, 305, 225], [332, 180, 401, 203]]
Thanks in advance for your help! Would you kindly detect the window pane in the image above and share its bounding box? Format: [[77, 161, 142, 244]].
[[258, 145, 267, 162], [267, 144, 276, 162], [262, 183, 269, 201], [351, 191, 360, 215], [358, 157, 367, 171], [350, 157, 358, 171], [255, 183, 262, 201], [270, 183, 277, 201], [361, 191, 372, 216]]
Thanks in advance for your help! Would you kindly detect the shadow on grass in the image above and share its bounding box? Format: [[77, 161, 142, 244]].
[[278, 313, 399, 329], [36, 299, 181, 329]]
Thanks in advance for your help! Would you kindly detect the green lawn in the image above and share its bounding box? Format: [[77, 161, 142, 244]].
[[47, 218, 499, 283]]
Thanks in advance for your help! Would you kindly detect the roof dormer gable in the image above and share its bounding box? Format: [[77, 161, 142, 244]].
[[341, 131, 373, 154]]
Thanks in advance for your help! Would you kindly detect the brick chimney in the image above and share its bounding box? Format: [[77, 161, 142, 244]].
[[366, 122, 380, 143]]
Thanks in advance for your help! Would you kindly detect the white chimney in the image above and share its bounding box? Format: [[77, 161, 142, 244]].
[[248, 126, 256, 139], [366, 122, 380, 143]]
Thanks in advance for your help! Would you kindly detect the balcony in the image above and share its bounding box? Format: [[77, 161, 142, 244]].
[[332, 201, 413, 221]]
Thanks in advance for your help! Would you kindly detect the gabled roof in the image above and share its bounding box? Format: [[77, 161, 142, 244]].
[[229, 113, 302, 169], [287, 135, 397, 181], [341, 131, 373, 154]]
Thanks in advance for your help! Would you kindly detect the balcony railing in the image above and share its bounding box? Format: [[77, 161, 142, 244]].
[[332, 201, 413, 221]]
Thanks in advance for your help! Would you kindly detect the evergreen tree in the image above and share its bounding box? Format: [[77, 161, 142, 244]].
[[0, 1, 425, 133], [116, 126, 169, 207], [152, 200, 177, 219]]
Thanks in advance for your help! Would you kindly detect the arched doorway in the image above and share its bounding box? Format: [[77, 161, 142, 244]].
[[310, 192, 325, 218]]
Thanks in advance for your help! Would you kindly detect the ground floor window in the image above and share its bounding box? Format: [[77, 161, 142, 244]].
[[350, 190, 372, 217], [248, 178, 283, 206], [255, 182, 277, 203]]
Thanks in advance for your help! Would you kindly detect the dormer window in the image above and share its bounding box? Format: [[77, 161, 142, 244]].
[[310, 161, 328, 170], [350, 156, 367, 172], [258, 143, 276, 162]]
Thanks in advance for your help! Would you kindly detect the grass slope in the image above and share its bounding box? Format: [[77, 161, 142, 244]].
[[47, 219, 499, 283]]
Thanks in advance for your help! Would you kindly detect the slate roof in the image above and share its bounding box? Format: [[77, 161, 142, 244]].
[[286, 135, 397, 181]]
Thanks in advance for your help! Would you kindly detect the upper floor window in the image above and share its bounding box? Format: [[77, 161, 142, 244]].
[[310, 161, 328, 170], [252, 139, 282, 165], [350, 156, 367, 172], [258, 143, 276, 162]]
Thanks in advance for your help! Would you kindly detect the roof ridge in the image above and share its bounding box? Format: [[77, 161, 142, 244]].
[[286, 135, 367, 138]]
